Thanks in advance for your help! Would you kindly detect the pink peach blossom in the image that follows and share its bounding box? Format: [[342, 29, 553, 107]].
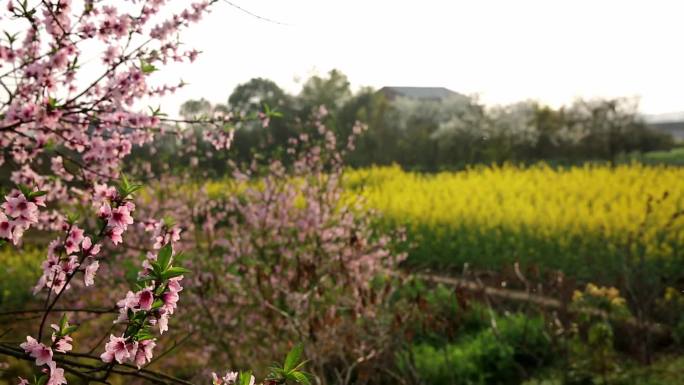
[[20, 336, 53, 366], [84, 261, 99, 286], [46, 361, 66, 385], [100, 335, 132, 364]]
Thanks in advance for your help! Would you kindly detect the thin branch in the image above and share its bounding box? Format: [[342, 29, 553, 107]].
[[144, 332, 194, 368], [88, 322, 117, 355], [0, 307, 117, 317], [222, 0, 289, 25], [0, 343, 194, 385]]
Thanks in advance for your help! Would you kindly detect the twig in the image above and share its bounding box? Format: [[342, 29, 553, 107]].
[[0, 307, 116, 317], [0, 343, 194, 385], [144, 332, 194, 368], [222, 0, 289, 25]]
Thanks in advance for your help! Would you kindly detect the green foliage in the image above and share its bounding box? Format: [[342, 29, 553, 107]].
[[399, 313, 553, 385], [164, 72, 676, 176], [141, 244, 190, 284], [672, 318, 684, 346], [525, 354, 684, 385], [626, 147, 684, 166], [397, 222, 656, 284], [283, 343, 303, 372], [0, 246, 43, 309], [239, 371, 253, 385], [157, 243, 173, 271], [139, 59, 158, 74], [391, 279, 491, 346], [557, 283, 661, 383], [17, 185, 47, 200], [297, 69, 351, 116], [116, 173, 143, 199], [53, 313, 78, 337], [267, 343, 312, 385], [166, 70, 680, 178]]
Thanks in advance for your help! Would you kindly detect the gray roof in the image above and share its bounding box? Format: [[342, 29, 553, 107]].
[[644, 111, 684, 124], [379, 86, 464, 101], [648, 121, 684, 141], [644, 111, 684, 141]]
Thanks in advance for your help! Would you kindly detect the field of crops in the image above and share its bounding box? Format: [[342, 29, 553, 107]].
[[626, 147, 684, 166], [345, 164, 684, 283]]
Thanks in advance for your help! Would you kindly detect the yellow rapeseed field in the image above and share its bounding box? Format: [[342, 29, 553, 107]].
[[344, 164, 684, 278]]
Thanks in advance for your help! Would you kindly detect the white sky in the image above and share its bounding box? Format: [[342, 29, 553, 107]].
[[153, 0, 684, 117]]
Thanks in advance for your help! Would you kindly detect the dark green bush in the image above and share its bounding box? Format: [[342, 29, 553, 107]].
[[399, 313, 553, 385]]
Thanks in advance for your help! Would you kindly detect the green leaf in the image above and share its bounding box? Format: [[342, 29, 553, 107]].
[[147, 105, 168, 117], [116, 174, 142, 198], [17, 184, 31, 197], [284, 343, 303, 372], [66, 212, 80, 224], [161, 266, 190, 280], [137, 276, 156, 284], [292, 360, 309, 372], [268, 366, 285, 378], [36, 374, 48, 385], [157, 244, 173, 271], [136, 329, 156, 342], [63, 325, 78, 335], [289, 371, 311, 385], [262, 103, 282, 118], [162, 216, 176, 227], [132, 311, 147, 322], [127, 184, 143, 195], [155, 283, 167, 296], [28, 190, 48, 199], [59, 313, 68, 331], [140, 59, 157, 74], [3, 31, 18, 44], [119, 173, 130, 190], [150, 262, 163, 280], [239, 371, 254, 385], [151, 299, 164, 309]]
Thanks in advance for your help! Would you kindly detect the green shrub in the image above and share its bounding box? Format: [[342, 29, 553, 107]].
[[525, 355, 684, 385], [399, 313, 553, 385]]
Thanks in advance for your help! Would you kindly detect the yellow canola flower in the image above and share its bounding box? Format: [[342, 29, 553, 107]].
[[343, 163, 684, 263]]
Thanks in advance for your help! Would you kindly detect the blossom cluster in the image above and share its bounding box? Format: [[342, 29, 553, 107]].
[[0, 0, 314, 383], [0, 0, 222, 237], [101, 243, 186, 369], [142, 218, 182, 250], [211, 371, 240, 385], [18, 316, 77, 385], [101, 335, 156, 369], [33, 226, 101, 294], [0, 0, 231, 381], [32, 180, 137, 296], [0, 191, 43, 245], [125, 119, 405, 377]]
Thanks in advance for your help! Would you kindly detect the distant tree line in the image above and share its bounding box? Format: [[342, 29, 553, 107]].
[[160, 70, 674, 174]]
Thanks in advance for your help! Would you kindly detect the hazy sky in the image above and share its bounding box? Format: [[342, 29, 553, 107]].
[[153, 0, 684, 116]]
